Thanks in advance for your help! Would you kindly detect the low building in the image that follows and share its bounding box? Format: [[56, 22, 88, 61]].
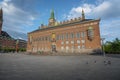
[[0, 32, 27, 52], [16, 39, 27, 49], [0, 31, 16, 52]]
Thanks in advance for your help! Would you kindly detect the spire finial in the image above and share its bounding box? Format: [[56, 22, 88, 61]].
[[82, 9, 85, 20]]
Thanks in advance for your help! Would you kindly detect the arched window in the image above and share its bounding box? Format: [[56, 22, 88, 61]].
[[87, 26, 94, 41]]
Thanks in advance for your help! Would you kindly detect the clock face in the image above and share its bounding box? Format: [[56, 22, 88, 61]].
[[50, 19, 53, 22], [49, 18, 55, 22]]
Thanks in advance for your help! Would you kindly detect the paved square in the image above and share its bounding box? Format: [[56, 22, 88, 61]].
[[0, 53, 120, 80]]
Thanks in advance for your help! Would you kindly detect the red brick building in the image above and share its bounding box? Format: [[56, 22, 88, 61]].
[[27, 9, 101, 53]]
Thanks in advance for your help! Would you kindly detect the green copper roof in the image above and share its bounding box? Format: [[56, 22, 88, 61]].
[[50, 9, 55, 19]]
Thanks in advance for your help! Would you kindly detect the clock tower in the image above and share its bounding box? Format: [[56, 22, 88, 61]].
[[0, 8, 3, 35]]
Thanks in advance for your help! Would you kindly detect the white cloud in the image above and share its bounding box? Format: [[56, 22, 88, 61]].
[[3, 0, 11, 2], [93, 1, 112, 19], [0, 0, 37, 40], [65, 0, 120, 19], [100, 18, 120, 41], [64, 4, 95, 19], [94, 1, 110, 13]]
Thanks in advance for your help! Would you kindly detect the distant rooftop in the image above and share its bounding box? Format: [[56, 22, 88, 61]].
[[0, 31, 14, 40]]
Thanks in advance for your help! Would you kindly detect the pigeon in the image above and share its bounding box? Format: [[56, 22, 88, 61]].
[[108, 61, 111, 65], [94, 60, 96, 63]]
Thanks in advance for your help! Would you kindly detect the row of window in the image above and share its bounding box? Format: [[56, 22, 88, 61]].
[[56, 32, 86, 40], [32, 45, 85, 51], [32, 32, 86, 42], [61, 40, 85, 44], [33, 36, 51, 42], [61, 45, 85, 50]]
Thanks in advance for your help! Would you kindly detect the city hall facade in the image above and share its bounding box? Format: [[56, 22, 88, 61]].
[[27, 10, 101, 53]]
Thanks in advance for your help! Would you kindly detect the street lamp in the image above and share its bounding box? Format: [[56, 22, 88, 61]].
[[16, 39, 19, 53], [101, 38, 105, 57]]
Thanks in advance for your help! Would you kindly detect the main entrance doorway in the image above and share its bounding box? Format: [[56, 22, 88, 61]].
[[51, 45, 56, 52], [51, 32, 56, 52]]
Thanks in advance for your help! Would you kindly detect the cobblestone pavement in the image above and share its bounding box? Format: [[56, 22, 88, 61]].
[[0, 53, 120, 80]]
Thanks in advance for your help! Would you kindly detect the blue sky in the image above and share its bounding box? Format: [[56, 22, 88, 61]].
[[0, 0, 120, 41]]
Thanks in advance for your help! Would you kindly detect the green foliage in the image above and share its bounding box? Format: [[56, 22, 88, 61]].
[[37, 51, 44, 54], [0, 47, 16, 53], [104, 38, 120, 54], [0, 47, 26, 53], [18, 48, 26, 52]]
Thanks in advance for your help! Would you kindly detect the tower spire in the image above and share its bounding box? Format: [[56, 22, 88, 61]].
[[50, 9, 55, 19], [0, 8, 3, 34], [49, 9, 56, 26], [82, 9, 85, 20]]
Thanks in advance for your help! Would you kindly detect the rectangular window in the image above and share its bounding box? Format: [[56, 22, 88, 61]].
[[66, 33, 69, 39], [71, 41, 74, 44], [43, 37, 45, 41], [61, 41, 64, 45], [48, 36, 50, 41], [66, 41, 69, 44], [81, 40, 85, 43], [39, 37, 41, 41], [45, 37, 47, 41], [71, 33, 74, 38], [62, 34, 64, 40], [78, 46, 80, 49], [59, 35, 62, 40], [61, 46, 64, 50], [81, 32, 86, 38], [56, 35, 59, 40], [77, 40, 80, 44], [76, 32, 80, 38], [82, 45, 85, 49]]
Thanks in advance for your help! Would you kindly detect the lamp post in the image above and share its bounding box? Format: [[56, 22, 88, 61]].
[[16, 39, 19, 53], [101, 38, 105, 57]]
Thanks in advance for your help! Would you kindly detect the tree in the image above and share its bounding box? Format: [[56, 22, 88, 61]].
[[105, 38, 120, 53]]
